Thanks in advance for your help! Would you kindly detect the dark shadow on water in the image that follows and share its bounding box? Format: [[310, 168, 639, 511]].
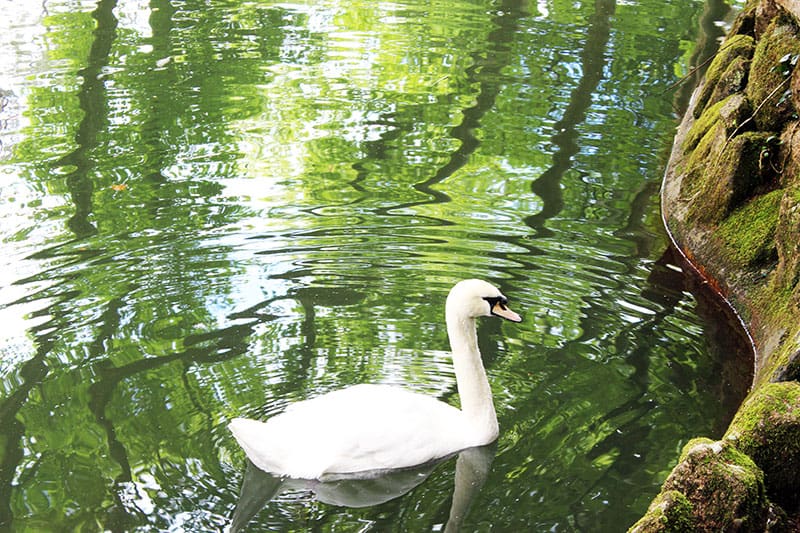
[[653, 245, 754, 431], [568, 242, 754, 530], [230, 445, 495, 533]]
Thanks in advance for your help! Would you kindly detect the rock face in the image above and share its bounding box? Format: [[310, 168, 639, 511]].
[[725, 382, 800, 513], [632, 0, 800, 529], [632, 438, 769, 532]]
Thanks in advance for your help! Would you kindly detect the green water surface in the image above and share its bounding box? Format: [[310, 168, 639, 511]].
[[0, 0, 751, 530]]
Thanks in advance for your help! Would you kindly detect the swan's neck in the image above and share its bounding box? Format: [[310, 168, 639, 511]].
[[446, 314, 499, 443]]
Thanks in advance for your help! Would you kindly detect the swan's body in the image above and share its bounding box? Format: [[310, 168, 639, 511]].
[[229, 279, 521, 479]]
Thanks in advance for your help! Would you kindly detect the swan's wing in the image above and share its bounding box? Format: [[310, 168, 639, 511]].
[[314, 384, 469, 472], [229, 384, 469, 478]]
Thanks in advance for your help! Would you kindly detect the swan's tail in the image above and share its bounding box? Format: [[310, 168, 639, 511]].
[[228, 417, 264, 440], [228, 418, 278, 473], [229, 416, 329, 478]]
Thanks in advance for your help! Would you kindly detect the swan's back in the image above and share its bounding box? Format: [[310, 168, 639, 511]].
[[229, 384, 470, 479]]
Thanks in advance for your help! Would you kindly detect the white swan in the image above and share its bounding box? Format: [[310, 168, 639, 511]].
[[228, 279, 521, 479]]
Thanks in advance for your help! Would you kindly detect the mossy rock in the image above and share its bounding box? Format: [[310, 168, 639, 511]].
[[680, 119, 729, 199], [684, 94, 752, 154], [746, 20, 800, 131], [754, 0, 782, 39], [718, 188, 782, 269], [708, 55, 751, 109], [778, 347, 800, 381], [628, 490, 695, 532], [728, 1, 757, 38], [687, 132, 779, 224], [791, 58, 800, 116], [777, 121, 800, 188], [661, 438, 769, 532], [684, 107, 716, 154], [694, 34, 755, 118], [772, 341, 800, 382], [725, 381, 800, 512], [652, 2, 800, 531], [682, 115, 725, 171], [775, 185, 800, 288]]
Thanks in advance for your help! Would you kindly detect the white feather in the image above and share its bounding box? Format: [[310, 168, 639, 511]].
[[228, 279, 520, 479]]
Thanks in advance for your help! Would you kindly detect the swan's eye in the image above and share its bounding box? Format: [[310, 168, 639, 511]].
[[483, 296, 508, 310]]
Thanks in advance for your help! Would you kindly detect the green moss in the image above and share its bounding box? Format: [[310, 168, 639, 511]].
[[684, 101, 725, 154], [718, 189, 783, 267], [707, 55, 750, 107], [683, 94, 751, 155], [754, 276, 795, 321], [769, 335, 800, 382], [694, 34, 755, 118], [783, 347, 800, 381], [746, 21, 800, 131], [684, 118, 724, 167], [725, 382, 800, 512], [677, 437, 715, 462], [727, 1, 757, 37], [681, 121, 726, 198], [775, 185, 800, 288], [686, 132, 778, 224], [628, 490, 695, 532], [746, 267, 800, 385], [662, 439, 768, 531], [732, 379, 800, 436]]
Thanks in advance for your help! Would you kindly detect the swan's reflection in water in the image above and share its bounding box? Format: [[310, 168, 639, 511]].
[[230, 445, 495, 532]]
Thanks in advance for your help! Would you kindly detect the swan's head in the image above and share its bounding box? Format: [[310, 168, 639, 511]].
[[446, 279, 522, 323]]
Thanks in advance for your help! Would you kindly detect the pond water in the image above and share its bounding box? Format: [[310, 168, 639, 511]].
[[0, 0, 753, 531]]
